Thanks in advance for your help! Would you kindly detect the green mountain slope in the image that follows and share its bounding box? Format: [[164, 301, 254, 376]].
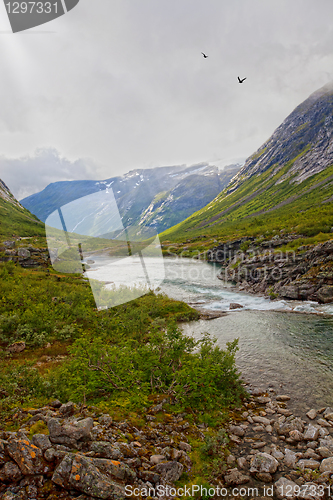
[[160, 82, 333, 252], [0, 179, 44, 240]]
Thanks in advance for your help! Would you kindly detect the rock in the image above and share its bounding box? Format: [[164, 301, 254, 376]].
[[115, 442, 137, 458], [274, 477, 298, 499], [17, 248, 30, 259], [150, 403, 163, 413], [59, 401, 75, 417], [3, 241, 15, 248], [229, 434, 242, 444], [257, 396, 271, 404], [271, 446, 284, 460], [150, 455, 166, 465], [265, 425, 273, 433], [306, 409, 317, 420], [139, 470, 160, 484], [317, 418, 331, 427], [325, 412, 333, 421], [318, 426, 329, 437], [229, 425, 245, 437], [48, 417, 93, 447], [229, 303, 243, 309], [284, 448, 298, 468], [252, 441, 266, 449], [89, 442, 123, 460], [280, 285, 299, 299], [319, 457, 333, 473], [237, 457, 248, 469], [0, 461, 23, 482], [276, 395, 291, 401], [49, 399, 62, 408], [316, 285, 333, 303], [256, 472, 273, 482], [252, 416, 271, 426], [276, 417, 304, 436], [323, 407, 333, 417], [224, 468, 250, 486], [249, 452, 279, 473], [289, 430, 304, 441], [226, 454, 235, 465], [303, 424, 319, 441], [298, 482, 323, 500], [151, 461, 183, 482], [31, 434, 52, 452], [52, 453, 135, 498], [7, 341, 26, 353], [178, 441, 191, 453], [317, 446, 333, 458], [304, 449, 320, 460], [98, 415, 113, 427], [7, 436, 44, 475], [297, 459, 321, 470]]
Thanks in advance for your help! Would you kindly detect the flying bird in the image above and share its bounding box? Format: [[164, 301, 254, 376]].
[[238, 76, 246, 83], [201, 52, 208, 58]]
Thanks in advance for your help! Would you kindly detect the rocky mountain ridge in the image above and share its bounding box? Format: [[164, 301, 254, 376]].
[[160, 81, 333, 247], [228, 82, 333, 194]]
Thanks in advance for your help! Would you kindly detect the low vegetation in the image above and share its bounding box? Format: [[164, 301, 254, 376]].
[[0, 261, 244, 425]]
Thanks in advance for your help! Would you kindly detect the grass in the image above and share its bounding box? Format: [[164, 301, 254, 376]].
[[160, 160, 333, 254]]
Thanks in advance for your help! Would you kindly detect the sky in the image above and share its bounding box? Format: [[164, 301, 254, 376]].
[[1, 0, 333, 200]]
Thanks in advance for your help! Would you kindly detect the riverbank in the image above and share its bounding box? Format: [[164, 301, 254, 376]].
[[207, 236, 333, 304]]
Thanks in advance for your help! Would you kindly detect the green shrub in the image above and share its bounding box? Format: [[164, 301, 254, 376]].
[[50, 326, 243, 411]]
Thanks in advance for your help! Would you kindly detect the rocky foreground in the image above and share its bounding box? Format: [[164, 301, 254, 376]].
[[0, 400, 194, 500], [0, 391, 333, 499]]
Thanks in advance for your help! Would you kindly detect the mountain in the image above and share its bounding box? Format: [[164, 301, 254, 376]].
[[160, 82, 333, 249], [20, 163, 241, 236], [0, 179, 44, 239]]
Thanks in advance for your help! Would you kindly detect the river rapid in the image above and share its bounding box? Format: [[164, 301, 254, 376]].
[[83, 254, 333, 414], [160, 257, 333, 415]]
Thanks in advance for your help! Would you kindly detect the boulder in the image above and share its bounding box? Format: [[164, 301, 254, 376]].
[[297, 459, 321, 470], [0, 461, 23, 482], [52, 453, 135, 498], [17, 248, 30, 259], [316, 285, 333, 303], [274, 477, 298, 499], [7, 342, 26, 353], [252, 416, 271, 426], [224, 468, 250, 486], [48, 417, 93, 447], [250, 452, 279, 474], [6, 436, 44, 475], [31, 434, 52, 452], [303, 424, 320, 441], [306, 409, 317, 420], [89, 442, 123, 460], [319, 457, 333, 473], [284, 448, 298, 468], [151, 461, 183, 482], [229, 303, 244, 310], [276, 416, 304, 435]]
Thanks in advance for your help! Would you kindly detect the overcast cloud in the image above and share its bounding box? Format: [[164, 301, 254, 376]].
[[0, 0, 333, 199]]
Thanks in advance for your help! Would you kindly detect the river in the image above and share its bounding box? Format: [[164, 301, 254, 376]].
[[160, 257, 333, 415], [83, 254, 333, 414]]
